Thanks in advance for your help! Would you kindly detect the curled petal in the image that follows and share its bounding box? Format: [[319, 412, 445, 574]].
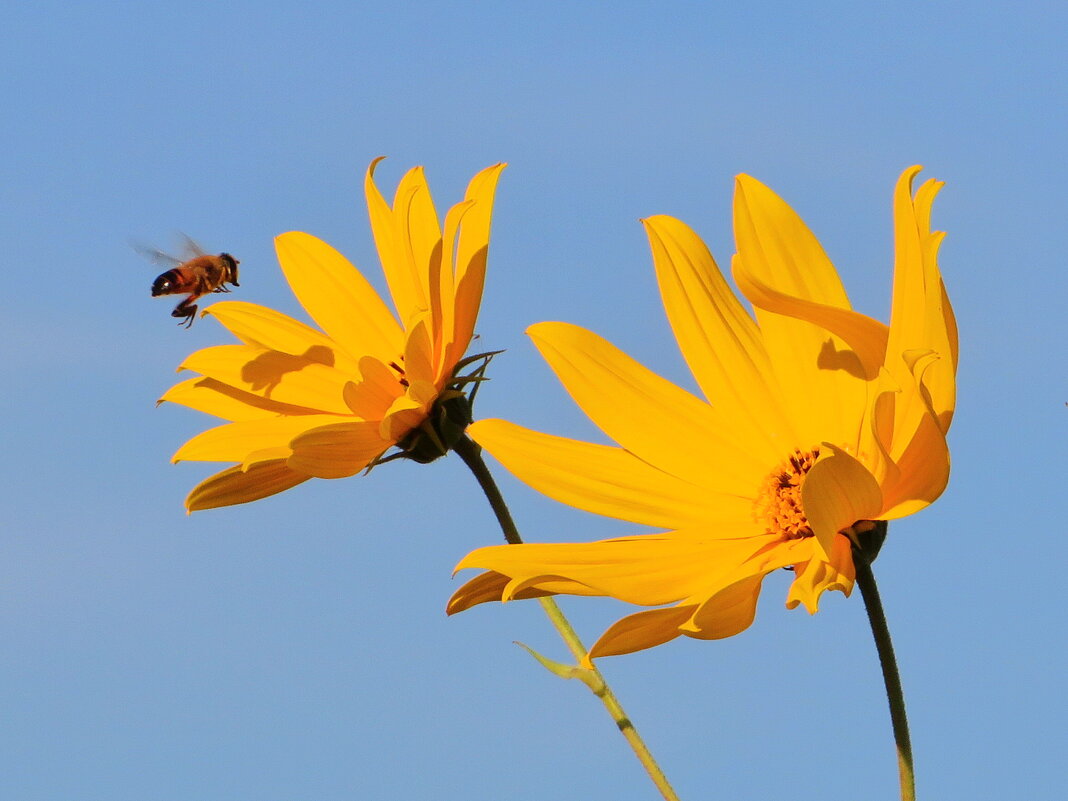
[[887, 167, 956, 430], [786, 533, 855, 613], [802, 444, 883, 559], [449, 164, 506, 367]]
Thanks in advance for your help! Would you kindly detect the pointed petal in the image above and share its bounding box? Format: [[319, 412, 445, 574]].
[[286, 420, 390, 478], [642, 214, 791, 458], [179, 344, 355, 415], [528, 321, 767, 495], [160, 376, 317, 421], [455, 533, 776, 607], [733, 174, 851, 306], [365, 158, 411, 321], [173, 414, 350, 463], [274, 231, 403, 364], [446, 571, 554, 614], [469, 418, 754, 529], [449, 164, 505, 367], [733, 176, 868, 449], [587, 606, 695, 661], [185, 460, 310, 512], [434, 198, 475, 368], [392, 166, 441, 321], [204, 300, 362, 375], [802, 445, 883, 558]]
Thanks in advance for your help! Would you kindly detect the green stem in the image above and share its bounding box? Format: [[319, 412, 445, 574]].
[[454, 435, 680, 801], [853, 546, 915, 801]]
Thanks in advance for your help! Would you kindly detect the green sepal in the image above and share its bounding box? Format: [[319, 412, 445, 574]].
[[515, 642, 604, 694]]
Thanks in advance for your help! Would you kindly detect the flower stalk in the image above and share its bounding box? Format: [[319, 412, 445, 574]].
[[852, 526, 915, 801], [453, 435, 681, 801]]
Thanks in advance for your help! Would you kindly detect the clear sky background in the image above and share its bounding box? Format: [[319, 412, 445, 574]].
[[2, 2, 1065, 799]]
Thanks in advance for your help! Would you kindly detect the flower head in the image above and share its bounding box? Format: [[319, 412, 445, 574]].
[[449, 167, 956, 661], [161, 159, 505, 511]]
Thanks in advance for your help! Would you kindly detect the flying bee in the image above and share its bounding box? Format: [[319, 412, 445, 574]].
[[140, 235, 240, 327]]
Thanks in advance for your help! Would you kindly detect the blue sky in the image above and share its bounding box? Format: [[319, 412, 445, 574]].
[[2, 2, 1065, 799]]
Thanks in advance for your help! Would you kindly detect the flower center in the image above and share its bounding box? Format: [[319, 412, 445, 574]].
[[753, 447, 820, 540]]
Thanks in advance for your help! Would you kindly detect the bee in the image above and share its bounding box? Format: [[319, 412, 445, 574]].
[[141, 236, 240, 327]]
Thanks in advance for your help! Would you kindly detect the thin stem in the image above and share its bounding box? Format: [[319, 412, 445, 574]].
[[453, 435, 522, 545], [454, 435, 680, 801], [853, 547, 915, 801]]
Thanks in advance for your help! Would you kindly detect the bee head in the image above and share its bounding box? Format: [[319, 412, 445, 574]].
[[151, 273, 173, 296], [220, 253, 240, 286]]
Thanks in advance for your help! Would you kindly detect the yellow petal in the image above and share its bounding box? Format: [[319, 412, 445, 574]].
[[179, 344, 354, 415], [733, 174, 851, 306], [434, 198, 476, 367], [528, 321, 768, 495], [733, 176, 868, 449], [801, 444, 883, 558], [379, 378, 436, 442], [392, 166, 441, 321], [878, 411, 950, 519], [455, 533, 776, 608], [364, 158, 409, 321], [469, 418, 754, 529], [286, 420, 391, 478], [887, 168, 956, 432], [587, 605, 696, 662], [204, 300, 362, 375], [402, 314, 436, 386], [342, 357, 404, 419], [160, 376, 316, 421], [448, 164, 506, 368], [185, 460, 310, 512], [731, 265, 889, 381], [683, 573, 767, 639], [642, 214, 791, 460], [274, 231, 403, 364], [240, 446, 294, 470], [786, 533, 855, 613], [446, 570, 554, 614], [173, 414, 350, 463]]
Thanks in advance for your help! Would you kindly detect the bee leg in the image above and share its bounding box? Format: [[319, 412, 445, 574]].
[[172, 298, 198, 328]]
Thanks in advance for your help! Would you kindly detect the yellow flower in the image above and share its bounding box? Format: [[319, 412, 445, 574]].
[[449, 167, 956, 661], [161, 159, 505, 511]]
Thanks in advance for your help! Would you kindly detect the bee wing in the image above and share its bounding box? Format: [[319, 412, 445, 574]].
[[177, 232, 208, 259], [131, 241, 182, 268]]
